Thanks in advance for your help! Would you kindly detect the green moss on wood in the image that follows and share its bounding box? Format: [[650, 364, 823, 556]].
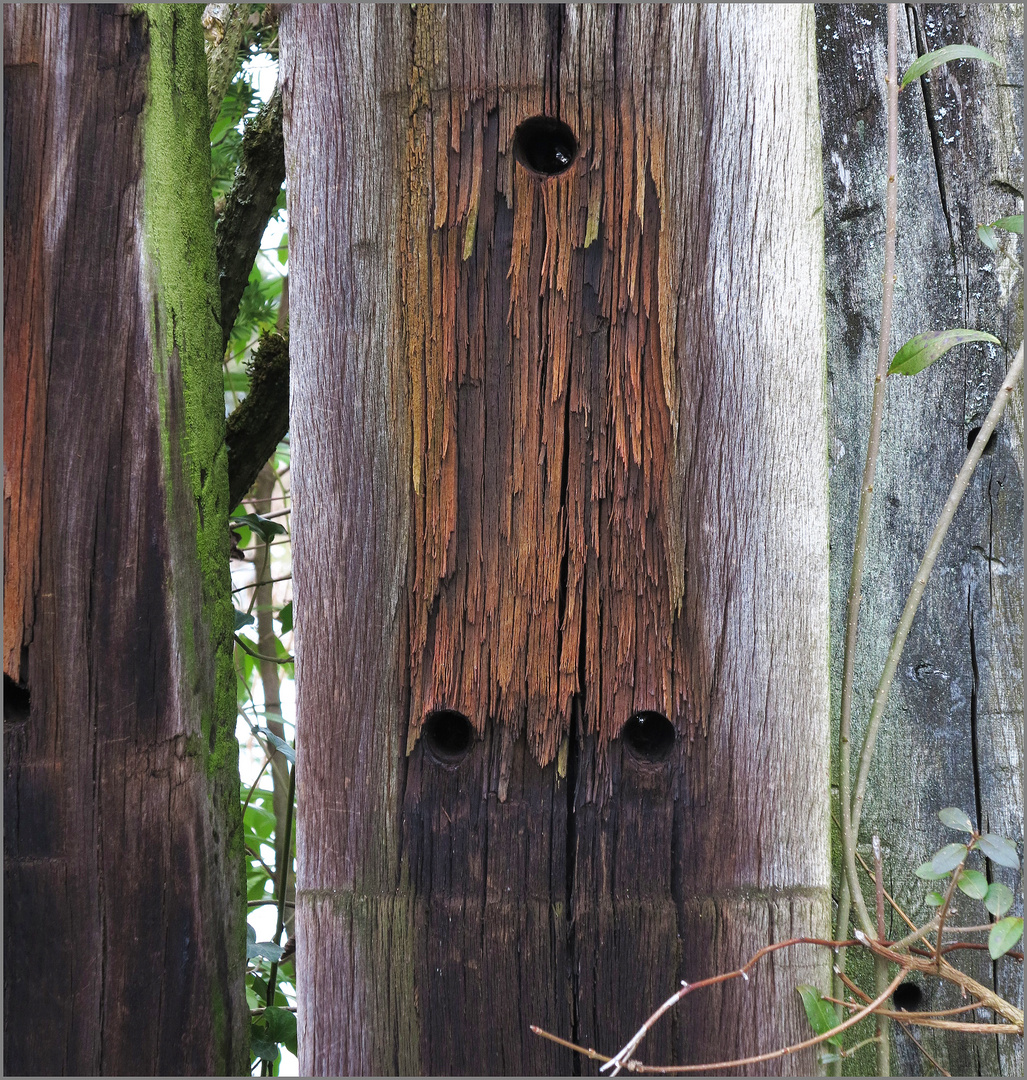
[[141, 6, 246, 1071], [141, 2, 237, 780]]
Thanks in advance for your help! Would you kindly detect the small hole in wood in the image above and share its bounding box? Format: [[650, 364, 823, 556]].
[[621, 711, 675, 763], [966, 425, 997, 455], [892, 981, 923, 1012], [423, 709, 474, 766], [4, 674, 30, 724], [513, 115, 578, 177]]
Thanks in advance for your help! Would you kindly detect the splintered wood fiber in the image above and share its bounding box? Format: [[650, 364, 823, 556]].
[[403, 5, 698, 765]]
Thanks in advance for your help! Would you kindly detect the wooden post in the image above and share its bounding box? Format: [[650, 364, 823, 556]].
[[283, 5, 830, 1073], [818, 6, 1023, 1076], [3, 6, 246, 1074]]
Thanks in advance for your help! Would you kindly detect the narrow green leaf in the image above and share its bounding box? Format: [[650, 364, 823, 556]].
[[984, 882, 1014, 917], [955, 869, 988, 899], [278, 600, 293, 633], [247, 922, 257, 944], [988, 916, 1023, 960], [263, 728, 296, 764], [796, 985, 845, 1047], [915, 861, 949, 881], [977, 833, 1020, 868], [924, 891, 945, 907], [230, 511, 287, 543], [992, 214, 1023, 235], [900, 44, 1000, 90], [929, 843, 968, 874], [938, 807, 974, 833], [889, 330, 1000, 377]]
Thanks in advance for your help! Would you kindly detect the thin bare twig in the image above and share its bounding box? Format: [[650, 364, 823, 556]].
[[533, 939, 899, 1076], [849, 342, 1023, 847], [896, 1023, 951, 1077], [933, 857, 967, 965], [839, 2, 901, 945], [855, 931, 1024, 1028]]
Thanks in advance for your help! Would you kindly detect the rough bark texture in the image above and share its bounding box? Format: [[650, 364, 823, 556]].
[[284, 4, 830, 1075], [215, 84, 286, 351], [3, 6, 247, 1074], [226, 331, 290, 509], [817, 4, 1023, 1076]]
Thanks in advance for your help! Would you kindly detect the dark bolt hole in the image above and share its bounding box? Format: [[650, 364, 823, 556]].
[[4, 674, 31, 723], [422, 709, 474, 766], [621, 711, 676, 763], [892, 981, 923, 1012], [967, 425, 998, 455], [513, 115, 579, 177]]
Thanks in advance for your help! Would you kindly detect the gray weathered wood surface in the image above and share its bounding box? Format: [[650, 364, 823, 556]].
[[817, 4, 1023, 1075], [283, 4, 831, 1074]]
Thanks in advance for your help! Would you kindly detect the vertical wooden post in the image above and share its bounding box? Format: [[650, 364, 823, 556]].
[[3, 6, 246, 1074], [283, 5, 829, 1074]]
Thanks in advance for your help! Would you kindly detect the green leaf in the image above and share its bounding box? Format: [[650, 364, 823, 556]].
[[278, 600, 293, 633], [929, 843, 969, 875], [977, 224, 999, 251], [249, 1034, 281, 1063], [796, 985, 844, 1047], [244, 799, 277, 840], [984, 882, 1014, 917], [924, 891, 945, 907], [992, 214, 1023, 235], [938, 807, 974, 833], [977, 833, 1020, 868], [888, 330, 1001, 377], [900, 44, 1000, 90], [263, 728, 296, 764], [234, 607, 255, 631], [988, 916, 1023, 960], [247, 922, 257, 945], [262, 1006, 298, 1054], [230, 512, 287, 544], [984, 881, 1015, 915], [248, 940, 285, 963], [277, 233, 289, 265], [956, 869, 989, 899], [915, 861, 950, 881]]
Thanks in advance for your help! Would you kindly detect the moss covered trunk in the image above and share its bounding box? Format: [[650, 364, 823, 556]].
[[283, 5, 830, 1074], [3, 5, 246, 1073]]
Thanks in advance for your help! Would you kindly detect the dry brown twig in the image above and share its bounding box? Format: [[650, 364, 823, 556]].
[[532, 928, 1023, 1075]]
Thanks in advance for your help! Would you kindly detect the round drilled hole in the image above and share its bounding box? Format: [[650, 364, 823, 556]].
[[513, 115, 579, 177], [422, 709, 474, 766], [966, 425, 997, 455], [892, 981, 923, 1012], [621, 711, 675, 763]]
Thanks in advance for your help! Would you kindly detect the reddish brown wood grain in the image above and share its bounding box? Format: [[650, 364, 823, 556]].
[[284, 5, 830, 1075]]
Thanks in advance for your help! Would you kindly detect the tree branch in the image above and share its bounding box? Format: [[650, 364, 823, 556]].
[[203, 3, 249, 126], [226, 332, 289, 508], [215, 83, 286, 350]]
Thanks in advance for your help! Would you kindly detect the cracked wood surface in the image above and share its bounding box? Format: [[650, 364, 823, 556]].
[[818, 5, 1023, 1075], [2, 7, 246, 1074], [283, 5, 830, 1074]]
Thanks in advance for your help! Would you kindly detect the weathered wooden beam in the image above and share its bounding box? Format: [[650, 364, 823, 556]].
[[283, 5, 830, 1074], [3, 6, 246, 1074]]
